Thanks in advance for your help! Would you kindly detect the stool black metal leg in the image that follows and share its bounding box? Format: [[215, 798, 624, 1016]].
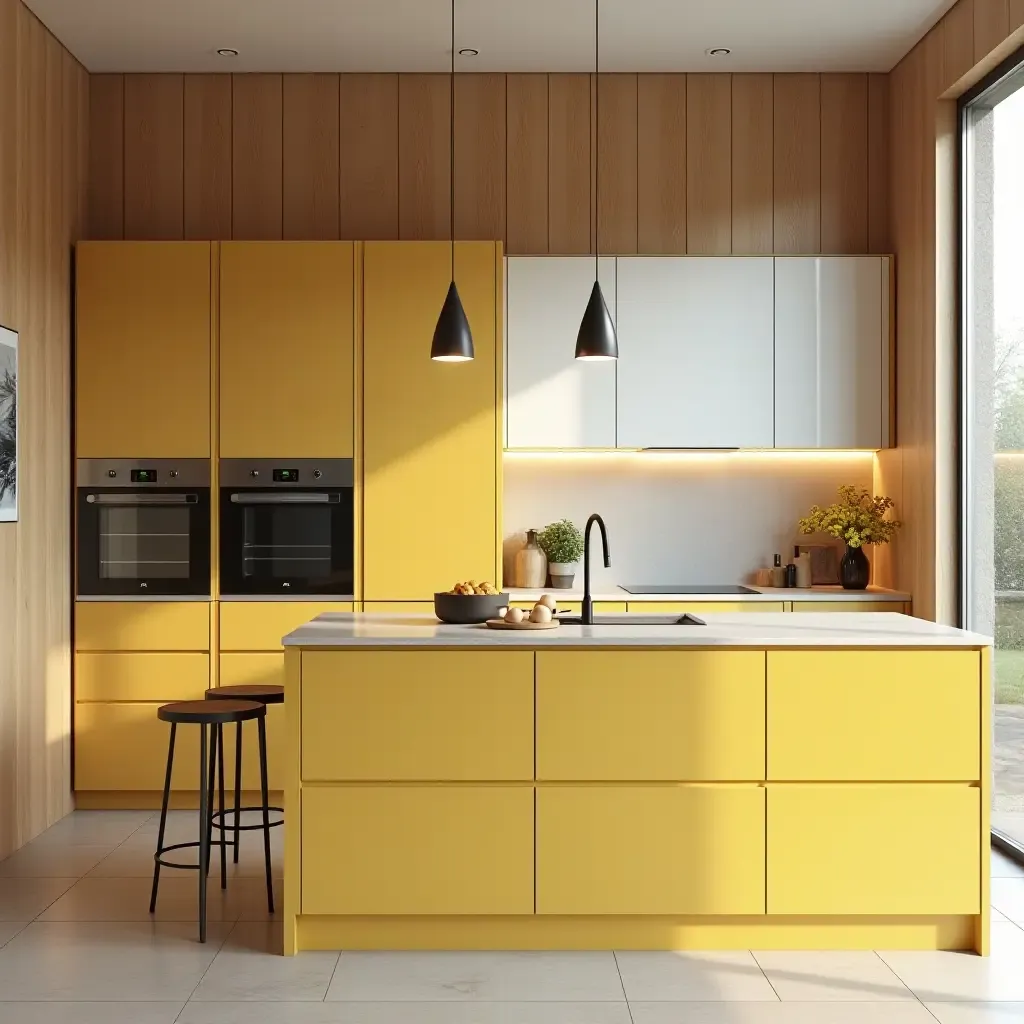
[[150, 722, 176, 914], [205, 723, 217, 877], [233, 720, 243, 864], [198, 722, 209, 944], [257, 715, 274, 913], [217, 723, 227, 889]]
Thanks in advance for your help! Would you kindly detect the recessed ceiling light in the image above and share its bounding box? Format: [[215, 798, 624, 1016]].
[[706, 47, 732, 56], [458, 48, 479, 56], [216, 47, 239, 57]]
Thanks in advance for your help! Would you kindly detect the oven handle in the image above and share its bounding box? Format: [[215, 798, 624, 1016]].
[[230, 492, 340, 505], [86, 493, 199, 505]]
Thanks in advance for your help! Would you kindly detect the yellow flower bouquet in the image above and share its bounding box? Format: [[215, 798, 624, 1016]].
[[799, 485, 900, 549]]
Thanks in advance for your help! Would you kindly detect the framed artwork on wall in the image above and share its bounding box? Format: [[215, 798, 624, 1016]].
[[0, 324, 17, 523]]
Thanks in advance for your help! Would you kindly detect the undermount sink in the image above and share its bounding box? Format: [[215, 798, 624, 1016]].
[[556, 614, 706, 626]]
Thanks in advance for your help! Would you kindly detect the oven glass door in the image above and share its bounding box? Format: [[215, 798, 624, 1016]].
[[77, 489, 211, 596], [220, 490, 354, 596]]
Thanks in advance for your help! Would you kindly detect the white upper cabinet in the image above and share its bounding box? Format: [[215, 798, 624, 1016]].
[[616, 257, 775, 449], [774, 257, 890, 449], [505, 257, 617, 449]]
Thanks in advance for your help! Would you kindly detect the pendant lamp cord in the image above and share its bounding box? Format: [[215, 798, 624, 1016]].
[[450, 0, 456, 283], [594, 0, 599, 280]]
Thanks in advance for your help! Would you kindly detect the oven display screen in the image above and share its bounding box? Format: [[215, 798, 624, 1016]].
[[130, 469, 157, 483], [273, 468, 299, 483]]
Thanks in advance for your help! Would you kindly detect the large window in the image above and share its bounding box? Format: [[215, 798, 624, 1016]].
[[962, 49, 1024, 851]]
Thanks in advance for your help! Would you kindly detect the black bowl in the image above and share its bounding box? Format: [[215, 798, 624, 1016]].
[[433, 591, 510, 624]]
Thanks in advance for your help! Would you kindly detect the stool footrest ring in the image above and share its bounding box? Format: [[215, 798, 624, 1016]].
[[154, 838, 236, 871], [211, 806, 284, 831]]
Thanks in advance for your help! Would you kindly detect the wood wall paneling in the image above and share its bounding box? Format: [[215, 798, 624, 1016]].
[[974, 0, 1010, 63], [232, 74, 283, 240], [945, 0, 976, 90], [548, 74, 592, 254], [338, 74, 399, 240], [505, 74, 548, 254], [596, 74, 638, 254], [183, 74, 232, 240], [773, 73, 821, 254], [283, 73, 340, 240], [820, 73, 868, 253], [123, 74, 184, 239], [454, 74, 506, 243], [1013, 0, 1024, 30], [87, 74, 123, 239], [685, 73, 732, 254], [867, 74, 891, 253], [398, 73, 452, 241], [636, 74, 686, 254], [731, 74, 774, 254]]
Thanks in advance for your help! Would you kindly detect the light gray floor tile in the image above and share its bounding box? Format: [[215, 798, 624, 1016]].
[[991, 878, 1024, 924], [29, 811, 151, 847], [615, 950, 779, 1002], [0, 921, 230, 1001], [991, 849, 1024, 879], [751, 950, 914, 1001], [926, 1004, 1024, 1022], [326, 951, 624, 1002], [0, 1003, 183, 1023], [0, 922, 28, 947], [879, 923, 1024, 1001], [179, 1004, 632, 1024], [0, 878, 77, 921], [0, 843, 113, 878], [191, 922, 339, 1001], [630, 1003, 938, 1023], [91, 831, 282, 879]]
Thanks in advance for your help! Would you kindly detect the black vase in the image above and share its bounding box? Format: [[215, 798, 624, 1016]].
[[839, 544, 870, 590]]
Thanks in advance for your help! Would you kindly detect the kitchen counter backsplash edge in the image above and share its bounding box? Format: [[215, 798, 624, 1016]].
[[506, 586, 911, 603]]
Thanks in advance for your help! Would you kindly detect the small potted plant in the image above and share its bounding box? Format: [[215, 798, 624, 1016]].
[[799, 485, 901, 590], [539, 519, 584, 589]]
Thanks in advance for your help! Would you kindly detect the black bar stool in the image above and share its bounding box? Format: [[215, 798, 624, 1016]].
[[205, 683, 283, 915], [150, 698, 265, 943]]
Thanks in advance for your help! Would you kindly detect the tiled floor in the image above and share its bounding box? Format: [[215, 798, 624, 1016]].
[[0, 814, 1023, 1023]]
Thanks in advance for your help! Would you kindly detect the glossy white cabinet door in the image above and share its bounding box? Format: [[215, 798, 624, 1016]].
[[774, 256, 890, 449], [506, 257, 617, 449], [616, 257, 775, 449]]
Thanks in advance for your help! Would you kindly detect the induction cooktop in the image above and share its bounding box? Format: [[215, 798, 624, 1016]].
[[620, 584, 758, 595]]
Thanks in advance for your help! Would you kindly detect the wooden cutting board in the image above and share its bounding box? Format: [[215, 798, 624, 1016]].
[[485, 618, 560, 630]]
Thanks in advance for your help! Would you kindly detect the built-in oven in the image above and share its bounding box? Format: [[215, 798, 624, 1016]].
[[219, 459, 354, 598], [76, 459, 211, 598]]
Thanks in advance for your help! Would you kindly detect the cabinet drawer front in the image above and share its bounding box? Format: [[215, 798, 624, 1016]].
[[768, 651, 980, 780], [75, 703, 202, 791], [626, 602, 784, 614], [789, 601, 907, 613], [537, 651, 765, 781], [767, 785, 980, 914], [76, 653, 210, 702], [75, 602, 210, 652], [537, 786, 765, 915], [302, 651, 534, 781], [302, 786, 534, 915], [218, 654, 285, 791], [219, 602, 353, 651]]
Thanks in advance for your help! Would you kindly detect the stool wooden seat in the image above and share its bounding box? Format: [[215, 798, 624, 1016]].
[[151, 698, 267, 943], [205, 684, 284, 705]]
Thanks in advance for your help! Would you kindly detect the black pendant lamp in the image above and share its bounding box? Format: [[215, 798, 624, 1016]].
[[431, 0, 474, 361], [575, 0, 618, 361]]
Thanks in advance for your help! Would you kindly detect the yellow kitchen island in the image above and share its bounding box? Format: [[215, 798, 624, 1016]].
[[281, 611, 991, 956]]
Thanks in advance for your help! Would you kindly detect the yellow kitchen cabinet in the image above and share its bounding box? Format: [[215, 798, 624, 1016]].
[[790, 601, 908, 613], [219, 602, 353, 651], [216, 654, 286, 792], [301, 650, 533, 781], [76, 242, 212, 457], [363, 241, 501, 601], [537, 651, 765, 781], [75, 601, 210, 652], [76, 653, 210, 702], [767, 650, 980, 781], [220, 243, 355, 458], [358, 602, 433, 613], [767, 784, 980, 915], [75, 702, 203, 791], [302, 785, 534, 915], [537, 785, 765, 915], [626, 602, 785, 614]]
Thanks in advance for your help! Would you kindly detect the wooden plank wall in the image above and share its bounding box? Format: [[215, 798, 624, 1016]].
[[878, 0, 1024, 621], [88, 71, 892, 254], [0, 0, 88, 859]]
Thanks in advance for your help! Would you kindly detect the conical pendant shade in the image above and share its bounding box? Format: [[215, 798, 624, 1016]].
[[575, 280, 618, 360], [431, 280, 474, 362]]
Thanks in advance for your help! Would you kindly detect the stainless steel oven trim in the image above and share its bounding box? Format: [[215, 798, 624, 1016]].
[[77, 458, 211, 488], [229, 492, 339, 504], [219, 458, 354, 489], [87, 493, 199, 505]]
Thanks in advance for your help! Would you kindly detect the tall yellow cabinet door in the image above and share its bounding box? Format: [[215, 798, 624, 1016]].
[[363, 242, 500, 600], [220, 243, 355, 457], [76, 242, 212, 457]]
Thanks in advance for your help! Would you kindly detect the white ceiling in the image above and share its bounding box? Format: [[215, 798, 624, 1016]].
[[24, 0, 958, 74]]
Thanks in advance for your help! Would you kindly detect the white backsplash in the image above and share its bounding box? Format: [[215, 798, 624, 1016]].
[[502, 453, 874, 588]]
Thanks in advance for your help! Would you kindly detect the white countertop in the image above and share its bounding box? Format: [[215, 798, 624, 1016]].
[[283, 612, 988, 649], [507, 585, 910, 603]]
